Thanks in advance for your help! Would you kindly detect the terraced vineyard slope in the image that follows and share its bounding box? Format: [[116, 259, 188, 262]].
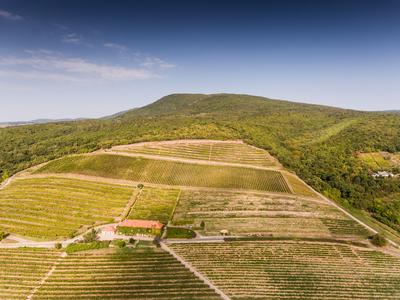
[[33, 247, 221, 300], [172, 190, 369, 238], [112, 140, 278, 167], [0, 248, 61, 299], [0, 177, 136, 239], [171, 241, 400, 299], [1, 138, 400, 299], [36, 154, 291, 193]]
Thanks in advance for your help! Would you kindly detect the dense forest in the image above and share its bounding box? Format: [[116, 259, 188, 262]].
[[1, 94, 400, 233]]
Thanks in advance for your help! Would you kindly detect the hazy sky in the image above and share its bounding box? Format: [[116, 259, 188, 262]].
[[0, 0, 400, 121]]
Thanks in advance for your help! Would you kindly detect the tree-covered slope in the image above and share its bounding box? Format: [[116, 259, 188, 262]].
[[1, 93, 400, 233]]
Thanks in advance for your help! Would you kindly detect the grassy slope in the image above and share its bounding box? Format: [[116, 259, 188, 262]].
[[1, 93, 400, 233], [359, 152, 400, 171]]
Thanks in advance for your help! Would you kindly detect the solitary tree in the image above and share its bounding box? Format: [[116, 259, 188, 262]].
[[200, 220, 205, 229]]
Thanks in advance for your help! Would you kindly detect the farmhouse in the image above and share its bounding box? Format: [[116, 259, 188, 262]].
[[100, 226, 117, 240], [118, 219, 164, 236]]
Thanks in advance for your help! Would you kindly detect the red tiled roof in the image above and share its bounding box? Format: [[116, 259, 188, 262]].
[[102, 226, 116, 233], [119, 219, 164, 230]]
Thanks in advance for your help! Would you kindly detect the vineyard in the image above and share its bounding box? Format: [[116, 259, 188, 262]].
[[128, 187, 180, 224], [36, 154, 292, 193], [0, 177, 135, 239], [33, 247, 221, 299], [172, 190, 369, 238], [112, 140, 278, 167], [171, 241, 400, 299], [0, 248, 60, 299]]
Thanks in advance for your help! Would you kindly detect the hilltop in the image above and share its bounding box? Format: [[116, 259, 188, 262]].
[[0, 93, 400, 239]]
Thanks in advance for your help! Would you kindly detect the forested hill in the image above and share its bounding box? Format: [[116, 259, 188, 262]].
[[1, 93, 400, 233]]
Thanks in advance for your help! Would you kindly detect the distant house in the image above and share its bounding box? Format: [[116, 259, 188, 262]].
[[372, 171, 394, 178], [118, 219, 164, 236]]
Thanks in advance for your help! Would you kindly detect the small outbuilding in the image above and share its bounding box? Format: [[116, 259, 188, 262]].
[[100, 226, 117, 240], [220, 229, 229, 236]]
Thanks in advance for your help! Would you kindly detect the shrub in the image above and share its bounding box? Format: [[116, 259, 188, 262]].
[[82, 229, 98, 243], [54, 242, 62, 249], [370, 233, 387, 247], [166, 227, 196, 239], [1, 170, 9, 182], [112, 239, 126, 248], [137, 183, 144, 189], [66, 241, 110, 254], [118, 226, 161, 236], [129, 238, 136, 244]]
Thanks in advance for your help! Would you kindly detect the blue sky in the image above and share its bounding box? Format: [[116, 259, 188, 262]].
[[0, 0, 400, 121]]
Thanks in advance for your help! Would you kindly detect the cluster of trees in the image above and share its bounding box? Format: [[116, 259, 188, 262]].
[[1, 93, 399, 233]]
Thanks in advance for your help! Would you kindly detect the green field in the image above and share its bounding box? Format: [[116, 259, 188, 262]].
[[128, 187, 180, 224], [0, 177, 135, 239], [172, 190, 369, 238], [358, 152, 393, 170], [113, 140, 278, 167], [166, 227, 196, 239], [33, 247, 220, 299], [283, 172, 319, 198], [36, 154, 292, 193], [0, 248, 60, 299], [171, 241, 400, 299]]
